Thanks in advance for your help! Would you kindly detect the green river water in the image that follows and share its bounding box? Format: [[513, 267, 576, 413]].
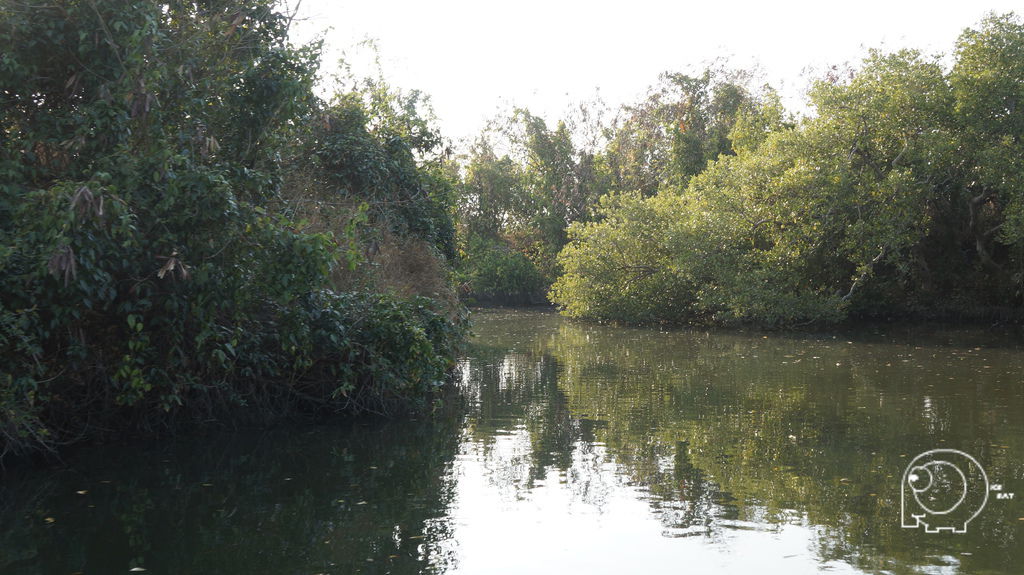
[[2, 308, 1023, 574]]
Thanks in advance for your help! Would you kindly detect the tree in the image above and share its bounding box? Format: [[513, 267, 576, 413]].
[[553, 14, 1024, 325], [604, 68, 755, 197], [459, 137, 530, 239], [455, 107, 612, 303], [0, 0, 464, 456], [949, 13, 1024, 298], [550, 191, 700, 323]]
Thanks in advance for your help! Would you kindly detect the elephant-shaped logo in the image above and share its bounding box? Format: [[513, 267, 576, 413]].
[[901, 449, 989, 533]]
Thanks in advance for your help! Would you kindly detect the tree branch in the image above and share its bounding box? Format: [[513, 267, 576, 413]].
[[841, 247, 886, 302]]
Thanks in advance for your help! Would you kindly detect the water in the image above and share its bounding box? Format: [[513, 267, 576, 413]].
[[2, 309, 1023, 574]]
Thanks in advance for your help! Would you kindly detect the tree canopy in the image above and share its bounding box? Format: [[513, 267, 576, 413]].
[[550, 13, 1024, 326], [0, 0, 464, 457]]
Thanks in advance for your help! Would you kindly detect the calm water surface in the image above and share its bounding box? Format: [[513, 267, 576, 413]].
[[2, 309, 1023, 574]]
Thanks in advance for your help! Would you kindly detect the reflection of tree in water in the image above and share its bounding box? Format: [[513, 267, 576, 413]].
[[647, 440, 737, 537], [0, 416, 463, 575], [463, 310, 1024, 574], [462, 348, 588, 499], [461, 343, 733, 531]]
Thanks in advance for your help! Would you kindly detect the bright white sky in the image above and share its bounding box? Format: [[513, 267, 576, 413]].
[[289, 1, 1021, 145]]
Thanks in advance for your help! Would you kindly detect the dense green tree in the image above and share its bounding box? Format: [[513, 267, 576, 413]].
[[949, 13, 1024, 284], [454, 135, 547, 304], [548, 191, 699, 322], [455, 108, 612, 303], [455, 68, 761, 307], [552, 13, 1024, 325], [0, 0, 464, 457], [293, 80, 458, 261]]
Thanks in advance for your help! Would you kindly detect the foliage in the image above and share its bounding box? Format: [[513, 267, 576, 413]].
[[303, 80, 457, 261], [277, 71, 462, 307], [549, 191, 699, 323], [455, 69, 754, 306], [0, 0, 464, 458], [454, 106, 615, 304], [457, 235, 547, 305], [553, 13, 1024, 326], [604, 68, 756, 196], [457, 137, 529, 239]]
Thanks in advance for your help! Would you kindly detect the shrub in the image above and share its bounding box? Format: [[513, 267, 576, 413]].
[[459, 235, 548, 305]]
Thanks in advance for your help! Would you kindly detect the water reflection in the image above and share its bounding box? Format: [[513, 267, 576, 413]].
[[454, 310, 1024, 574], [2, 310, 1022, 574], [0, 417, 462, 574]]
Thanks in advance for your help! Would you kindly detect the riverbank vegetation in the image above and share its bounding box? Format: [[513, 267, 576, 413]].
[[453, 69, 755, 305], [456, 13, 1024, 327], [0, 0, 464, 458], [3, 3, 1022, 458]]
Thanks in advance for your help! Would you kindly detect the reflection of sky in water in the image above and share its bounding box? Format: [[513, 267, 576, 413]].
[[2, 309, 1020, 574], [441, 309, 1024, 575], [442, 427, 861, 574]]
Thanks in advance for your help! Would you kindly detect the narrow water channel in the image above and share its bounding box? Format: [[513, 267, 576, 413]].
[[2, 309, 1022, 574]]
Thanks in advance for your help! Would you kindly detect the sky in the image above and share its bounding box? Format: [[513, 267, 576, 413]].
[[288, 1, 1022, 145]]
